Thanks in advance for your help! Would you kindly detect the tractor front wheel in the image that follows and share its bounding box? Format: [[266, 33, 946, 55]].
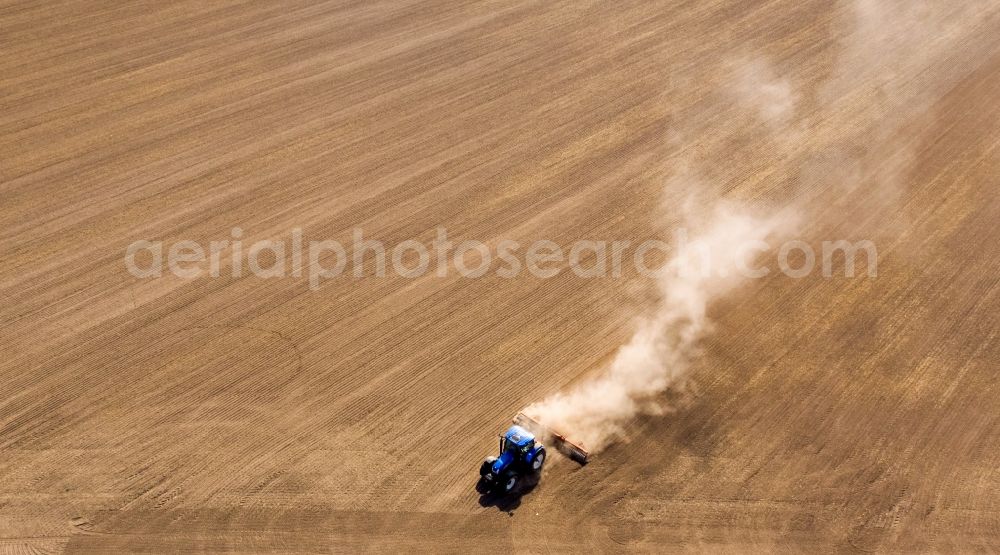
[[503, 473, 518, 492]]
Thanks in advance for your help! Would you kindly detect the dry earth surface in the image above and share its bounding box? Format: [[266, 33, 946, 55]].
[[2, 0, 999, 552]]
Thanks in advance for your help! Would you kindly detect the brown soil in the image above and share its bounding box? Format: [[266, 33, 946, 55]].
[[2, 1, 998, 552]]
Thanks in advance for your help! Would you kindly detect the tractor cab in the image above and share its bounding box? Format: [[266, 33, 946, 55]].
[[500, 425, 535, 458]]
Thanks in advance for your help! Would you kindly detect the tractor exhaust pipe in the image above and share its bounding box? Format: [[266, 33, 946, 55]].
[[513, 412, 589, 464]]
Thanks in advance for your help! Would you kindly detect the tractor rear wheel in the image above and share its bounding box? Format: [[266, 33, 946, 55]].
[[531, 448, 547, 472], [480, 456, 496, 477]]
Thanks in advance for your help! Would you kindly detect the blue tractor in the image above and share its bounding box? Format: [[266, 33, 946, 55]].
[[478, 425, 547, 492]]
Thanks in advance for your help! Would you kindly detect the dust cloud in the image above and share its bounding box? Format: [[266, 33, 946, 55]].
[[523, 49, 802, 455], [522, 0, 992, 454], [525, 205, 792, 451]]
